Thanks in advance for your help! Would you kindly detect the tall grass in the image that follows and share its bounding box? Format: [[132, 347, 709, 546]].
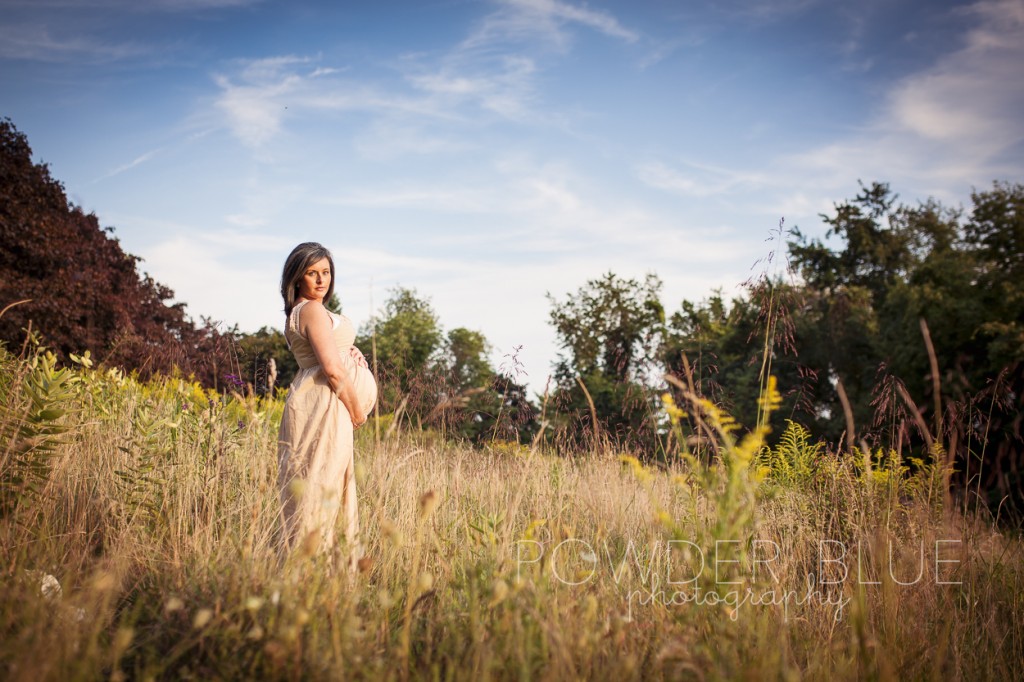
[[1, 342, 1022, 680]]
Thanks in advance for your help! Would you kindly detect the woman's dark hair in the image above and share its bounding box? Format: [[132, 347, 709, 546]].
[[281, 242, 336, 315]]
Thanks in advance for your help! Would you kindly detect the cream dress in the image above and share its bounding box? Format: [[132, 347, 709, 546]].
[[277, 300, 377, 564]]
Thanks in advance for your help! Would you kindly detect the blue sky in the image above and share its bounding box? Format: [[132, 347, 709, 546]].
[[3, 0, 1023, 390]]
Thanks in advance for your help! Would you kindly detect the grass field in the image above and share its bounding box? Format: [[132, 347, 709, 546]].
[[1, 346, 1022, 680]]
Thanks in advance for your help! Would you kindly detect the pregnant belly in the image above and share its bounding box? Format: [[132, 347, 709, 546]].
[[351, 364, 378, 415]]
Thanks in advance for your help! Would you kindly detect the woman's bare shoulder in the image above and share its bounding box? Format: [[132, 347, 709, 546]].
[[297, 300, 331, 333]]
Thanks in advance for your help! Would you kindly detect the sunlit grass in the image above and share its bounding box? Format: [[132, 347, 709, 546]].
[[1, 345, 1022, 680]]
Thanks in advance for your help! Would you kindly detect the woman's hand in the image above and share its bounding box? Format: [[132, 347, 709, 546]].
[[349, 346, 368, 368], [350, 408, 368, 428], [347, 346, 370, 427]]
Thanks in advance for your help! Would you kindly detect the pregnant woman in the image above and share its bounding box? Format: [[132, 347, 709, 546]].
[[276, 242, 377, 571]]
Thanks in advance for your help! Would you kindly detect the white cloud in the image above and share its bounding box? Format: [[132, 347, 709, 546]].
[[213, 81, 281, 146], [141, 229, 290, 331], [133, 209, 751, 395], [409, 73, 485, 96], [212, 58, 310, 147], [788, 0, 1024, 194]]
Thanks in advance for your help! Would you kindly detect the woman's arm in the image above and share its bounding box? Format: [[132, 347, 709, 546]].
[[299, 301, 367, 427]]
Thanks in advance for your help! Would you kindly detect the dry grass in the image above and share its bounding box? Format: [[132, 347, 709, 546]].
[[1, 348, 1022, 680]]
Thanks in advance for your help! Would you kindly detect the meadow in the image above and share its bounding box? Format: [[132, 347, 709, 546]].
[[1, 342, 1022, 681]]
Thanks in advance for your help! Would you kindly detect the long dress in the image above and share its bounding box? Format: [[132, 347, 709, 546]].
[[277, 299, 377, 564]]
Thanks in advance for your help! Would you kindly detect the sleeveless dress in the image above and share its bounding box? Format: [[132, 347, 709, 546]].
[[277, 300, 377, 563]]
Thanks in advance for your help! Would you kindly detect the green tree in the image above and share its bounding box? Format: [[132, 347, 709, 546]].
[[325, 292, 343, 315], [546, 272, 665, 451], [430, 329, 537, 444], [235, 326, 297, 395], [785, 184, 957, 441], [789, 181, 915, 308], [786, 181, 1024, 515], [661, 282, 810, 449], [443, 328, 493, 392], [547, 272, 664, 383], [357, 286, 443, 413], [661, 291, 759, 427], [963, 181, 1024, 374]]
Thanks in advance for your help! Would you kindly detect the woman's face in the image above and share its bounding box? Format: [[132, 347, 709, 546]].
[[297, 257, 332, 303]]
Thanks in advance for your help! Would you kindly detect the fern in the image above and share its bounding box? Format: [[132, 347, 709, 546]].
[[757, 419, 822, 485], [0, 349, 78, 518], [114, 400, 178, 528]]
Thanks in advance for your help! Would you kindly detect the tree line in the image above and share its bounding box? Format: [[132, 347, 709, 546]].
[[541, 180, 1023, 517], [2, 117, 1021, 516]]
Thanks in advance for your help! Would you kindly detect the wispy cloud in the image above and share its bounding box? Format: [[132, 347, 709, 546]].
[[213, 2, 645, 149], [151, 0, 262, 8], [3, 0, 261, 10], [404, 54, 540, 122], [320, 185, 493, 213], [0, 24, 152, 63], [352, 122, 471, 161], [310, 145, 754, 267], [1, 0, 259, 62], [213, 50, 544, 147], [835, 4, 875, 73], [223, 179, 307, 229], [462, 0, 640, 52], [636, 37, 695, 70], [635, 159, 766, 198], [92, 148, 164, 183], [711, 0, 820, 22]]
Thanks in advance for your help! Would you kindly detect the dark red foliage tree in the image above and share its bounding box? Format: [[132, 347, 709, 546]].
[[0, 118, 234, 387]]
